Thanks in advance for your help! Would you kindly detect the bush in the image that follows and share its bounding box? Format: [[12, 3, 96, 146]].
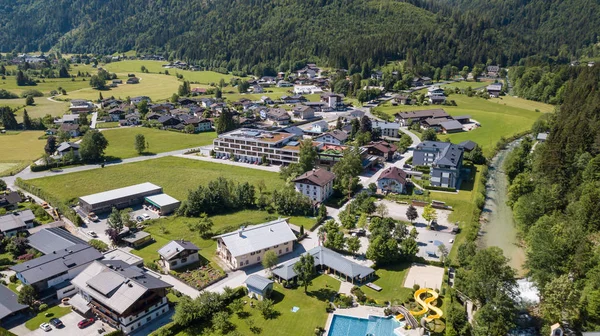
[[9, 275, 17, 283], [424, 185, 456, 192], [38, 303, 48, 312], [413, 165, 431, 173], [0, 89, 18, 99], [88, 239, 109, 252], [413, 284, 420, 291], [20, 89, 44, 98]]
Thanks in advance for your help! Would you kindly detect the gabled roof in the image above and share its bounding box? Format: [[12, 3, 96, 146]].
[[440, 120, 463, 131], [372, 120, 400, 130], [458, 140, 477, 152], [0, 210, 34, 233], [272, 246, 374, 281], [158, 240, 199, 260], [0, 285, 28, 320], [27, 227, 87, 254], [56, 142, 80, 152], [293, 168, 336, 187], [364, 141, 397, 154], [395, 109, 449, 120], [377, 167, 407, 184], [71, 261, 172, 314], [0, 192, 22, 208], [11, 244, 103, 284], [314, 130, 348, 142], [245, 274, 273, 291], [415, 141, 464, 168], [213, 219, 296, 258]]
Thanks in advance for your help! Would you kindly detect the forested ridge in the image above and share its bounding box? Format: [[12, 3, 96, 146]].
[[504, 65, 600, 332], [1, 0, 599, 70]]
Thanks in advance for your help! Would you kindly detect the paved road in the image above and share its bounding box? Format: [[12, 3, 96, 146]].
[[90, 112, 98, 129]]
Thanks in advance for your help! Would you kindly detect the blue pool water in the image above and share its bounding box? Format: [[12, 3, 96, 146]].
[[328, 315, 404, 336]]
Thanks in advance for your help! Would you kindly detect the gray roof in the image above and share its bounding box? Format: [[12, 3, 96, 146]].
[[458, 140, 477, 152], [213, 219, 296, 258], [158, 240, 200, 260], [11, 244, 103, 285], [0, 285, 28, 320], [56, 142, 80, 153], [537, 133, 548, 141], [414, 141, 464, 168], [281, 126, 305, 136], [79, 183, 162, 206], [272, 246, 374, 281], [395, 109, 449, 120], [144, 193, 180, 207], [27, 227, 87, 254], [71, 261, 171, 314], [440, 120, 464, 131], [122, 231, 151, 243], [245, 274, 274, 291], [102, 248, 144, 266], [0, 210, 34, 233], [315, 130, 348, 142], [372, 120, 400, 130]]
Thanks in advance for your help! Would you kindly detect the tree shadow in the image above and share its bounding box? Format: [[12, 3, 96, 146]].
[[269, 290, 285, 304], [307, 287, 338, 302]]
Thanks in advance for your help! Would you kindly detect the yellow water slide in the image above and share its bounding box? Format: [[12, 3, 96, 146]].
[[409, 288, 443, 322]]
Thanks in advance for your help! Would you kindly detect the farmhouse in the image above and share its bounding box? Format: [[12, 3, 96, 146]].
[[487, 83, 503, 98], [272, 246, 375, 284], [70, 261, 172, 334], [78, 182, 163, 214], [214, 219, 297, 270], [293, 168, 335, 203], [394, 109, 450, 126], [377, 166, 408, 194], [157, 240, 200, 272]]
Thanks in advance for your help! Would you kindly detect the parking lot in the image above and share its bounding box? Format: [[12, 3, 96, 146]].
[[76, 205, 160, 244], [14, 312, 114, 336], [375, 200, 457, 261]]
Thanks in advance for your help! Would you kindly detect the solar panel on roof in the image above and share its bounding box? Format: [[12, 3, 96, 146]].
[[244, 131, 260, 137], [287, 141, 299, 146]]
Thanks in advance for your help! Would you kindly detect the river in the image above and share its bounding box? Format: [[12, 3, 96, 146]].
[[478, 139, 527, 277]]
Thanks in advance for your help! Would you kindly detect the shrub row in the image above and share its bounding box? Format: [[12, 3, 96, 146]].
[[15, 178, 83, 226], [423, 185, 456, 192], [413, 165, 431, 173]]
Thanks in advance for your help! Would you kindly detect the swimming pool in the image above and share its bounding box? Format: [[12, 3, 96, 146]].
[[328, 314, 405, 336]]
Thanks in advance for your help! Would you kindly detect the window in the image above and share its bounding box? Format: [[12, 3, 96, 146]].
[[181, 257, 187, 263], [279, 249, 282, 254], [250, 252, 255, 255], [138, 323, 141, 327], [147, 316, 152, 322], [274, 245, 279, 248], [257, 256, 261, 261], [286, 247, 289, 252], [171, 260, 178, 266]]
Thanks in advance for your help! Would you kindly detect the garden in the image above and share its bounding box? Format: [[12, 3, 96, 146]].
[[171, 263, 225, 290]]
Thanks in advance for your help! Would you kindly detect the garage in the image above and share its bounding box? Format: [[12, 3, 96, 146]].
[[144, 193, 181, 215]]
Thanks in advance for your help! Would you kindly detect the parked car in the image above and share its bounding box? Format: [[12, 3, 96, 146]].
[[50, 318, 64, 328], [142, 213, 151, 220], [78, 318, 94, 329], [41, 202, 50, 209], [39, 323, 52, 332], [136, 216, 144, 223], [87, 212, 99, 222], [87, 230, 97, 238], [451, 227, 460, 234]]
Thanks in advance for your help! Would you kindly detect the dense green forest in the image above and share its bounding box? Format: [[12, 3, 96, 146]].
[[1, 0, 599, 70], [504, 65, 600, 333]]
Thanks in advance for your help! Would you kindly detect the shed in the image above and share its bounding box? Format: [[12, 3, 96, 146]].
[[122, 231, 153, 249], [245, 275, 274, 300], [144, 193, 181, 215]]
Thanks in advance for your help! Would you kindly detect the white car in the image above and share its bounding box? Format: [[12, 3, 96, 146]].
[[40, 323, 52, 332], [142, 213, 151, 220], [87, 230, 98, 238], [449, 239, 454, 244]]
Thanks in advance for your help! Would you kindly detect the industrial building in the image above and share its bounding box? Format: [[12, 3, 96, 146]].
[[78, 183, 163, 214]]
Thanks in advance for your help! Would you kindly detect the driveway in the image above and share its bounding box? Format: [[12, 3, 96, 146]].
[[13, 311, 113, 336]]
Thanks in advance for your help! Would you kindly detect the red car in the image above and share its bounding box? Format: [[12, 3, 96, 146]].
[[77, 318, 94, 329]]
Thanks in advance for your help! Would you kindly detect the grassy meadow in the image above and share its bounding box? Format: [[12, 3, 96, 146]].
[[0, 131, 45, 173], [101, 127, 216, 159], [104, 60, 238, 84]]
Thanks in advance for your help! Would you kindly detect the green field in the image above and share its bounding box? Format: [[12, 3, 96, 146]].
[[104, 60, 238, 84], [441, 80, 489, 91], [6, 97, 70, 121], [0, 76, 92, 96], [0, 131, 45, 165], [26, 156, 284, 204], [101, 127, 216, 159], [378, 94, 550, 156], [361, 263, 413, 304], [192, 275, 340, 336]]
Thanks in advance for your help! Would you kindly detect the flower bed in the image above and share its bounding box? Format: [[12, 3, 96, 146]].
[[172, 264, 226, 290]]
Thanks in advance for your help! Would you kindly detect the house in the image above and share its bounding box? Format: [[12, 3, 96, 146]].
[[487, 65, 500, 77], [0, 191, 22, 211], [157, 240, 200, 272], [130, 96, 151, 105], [427, 86, 445, 96], [0, 285, 28, 323], [292, 105, 315, 120], [252, 85, 264, 93], [122, 113, 141, 126], [393, 94, 412, 105], [277, 80, 293, 88], [145, 112, 162, 120], [0, 210, 34, 237], [413, 141, 464, 189], [11, 244, 103, 299], [458, 140, 477, 152], [440, 120, 464, 133], [126, 77, 140, 84], [394, 109, 450, 126], [70, 260, 172, 334], [371, 71, 383, 81], [310, 120, 329, 133], [121, 231, 153, 249], [313, 130, 348, 145], [377, 167, 408, 194], [281, 95, 307, 104], [293, 85, 323, 95], [108, 108, 124, 121], [321, 93, 344, 110], [157, 115, 181, 128], [486, 83, 503, 98], [261, 96, 274, 104], [55, 113, 80, 124], [421, 117, 451, 131], [213, 219, 297, 270], [372, 120, 400, 138], [191, 87, 207, 95], [245, 275, 274, 301], [27, 227, 87, 255], [363, 141, 397, 161], [427, 86, 446, 105], [411, 76, 432, 87], [195, 118, 213, 132], [265, 108, 291, 125], [56, 142, 80, 158], [537, 133, 548, 142], [272, 246, 375, 285], [69, 100, 95, 114], [293, 168, 335, 203]]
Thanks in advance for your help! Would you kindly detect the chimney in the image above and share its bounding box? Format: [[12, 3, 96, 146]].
[[239, 226, 245, 237]]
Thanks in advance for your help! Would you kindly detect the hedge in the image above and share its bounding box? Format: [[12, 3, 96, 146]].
[[424, 185, 456, 192], [30, 160, 80, 172], [15, 178, 83, 226], [413, 165, 431, 173]]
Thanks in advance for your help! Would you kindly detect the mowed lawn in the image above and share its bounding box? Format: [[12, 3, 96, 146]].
[[26, 156, 285, 204], [379, 94, 549, 156], [361, 262, 413, 305], [24, 305, 72, 330], [191, 276, 340, 336], [0, 131, 45, 162], [101, 127, 216, 159], [8, 97, 70, 120], [104, 60, 238, 85], [0, 76, 91, 96]]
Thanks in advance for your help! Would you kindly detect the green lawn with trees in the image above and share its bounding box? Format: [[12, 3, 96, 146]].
[[104, 61, 238, 84], [360, 263, 413, 304], [101, 127, 216, 159], [26, 156, 284, 204]]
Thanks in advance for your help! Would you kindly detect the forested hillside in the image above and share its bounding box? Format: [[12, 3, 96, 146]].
[[1, 0, 599, 70], [504, 65, 600, 332]]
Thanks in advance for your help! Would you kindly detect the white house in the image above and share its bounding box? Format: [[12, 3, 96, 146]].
[[313, 130, 348, 145], [372, 120, 400, 138], [293, 85, 323, 95], [310, 120, 329, 133], [376, 166, 408, 194], [293, 168, 335, 203], [213, 219, 297, 270], [157, 240, 200, 272]]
